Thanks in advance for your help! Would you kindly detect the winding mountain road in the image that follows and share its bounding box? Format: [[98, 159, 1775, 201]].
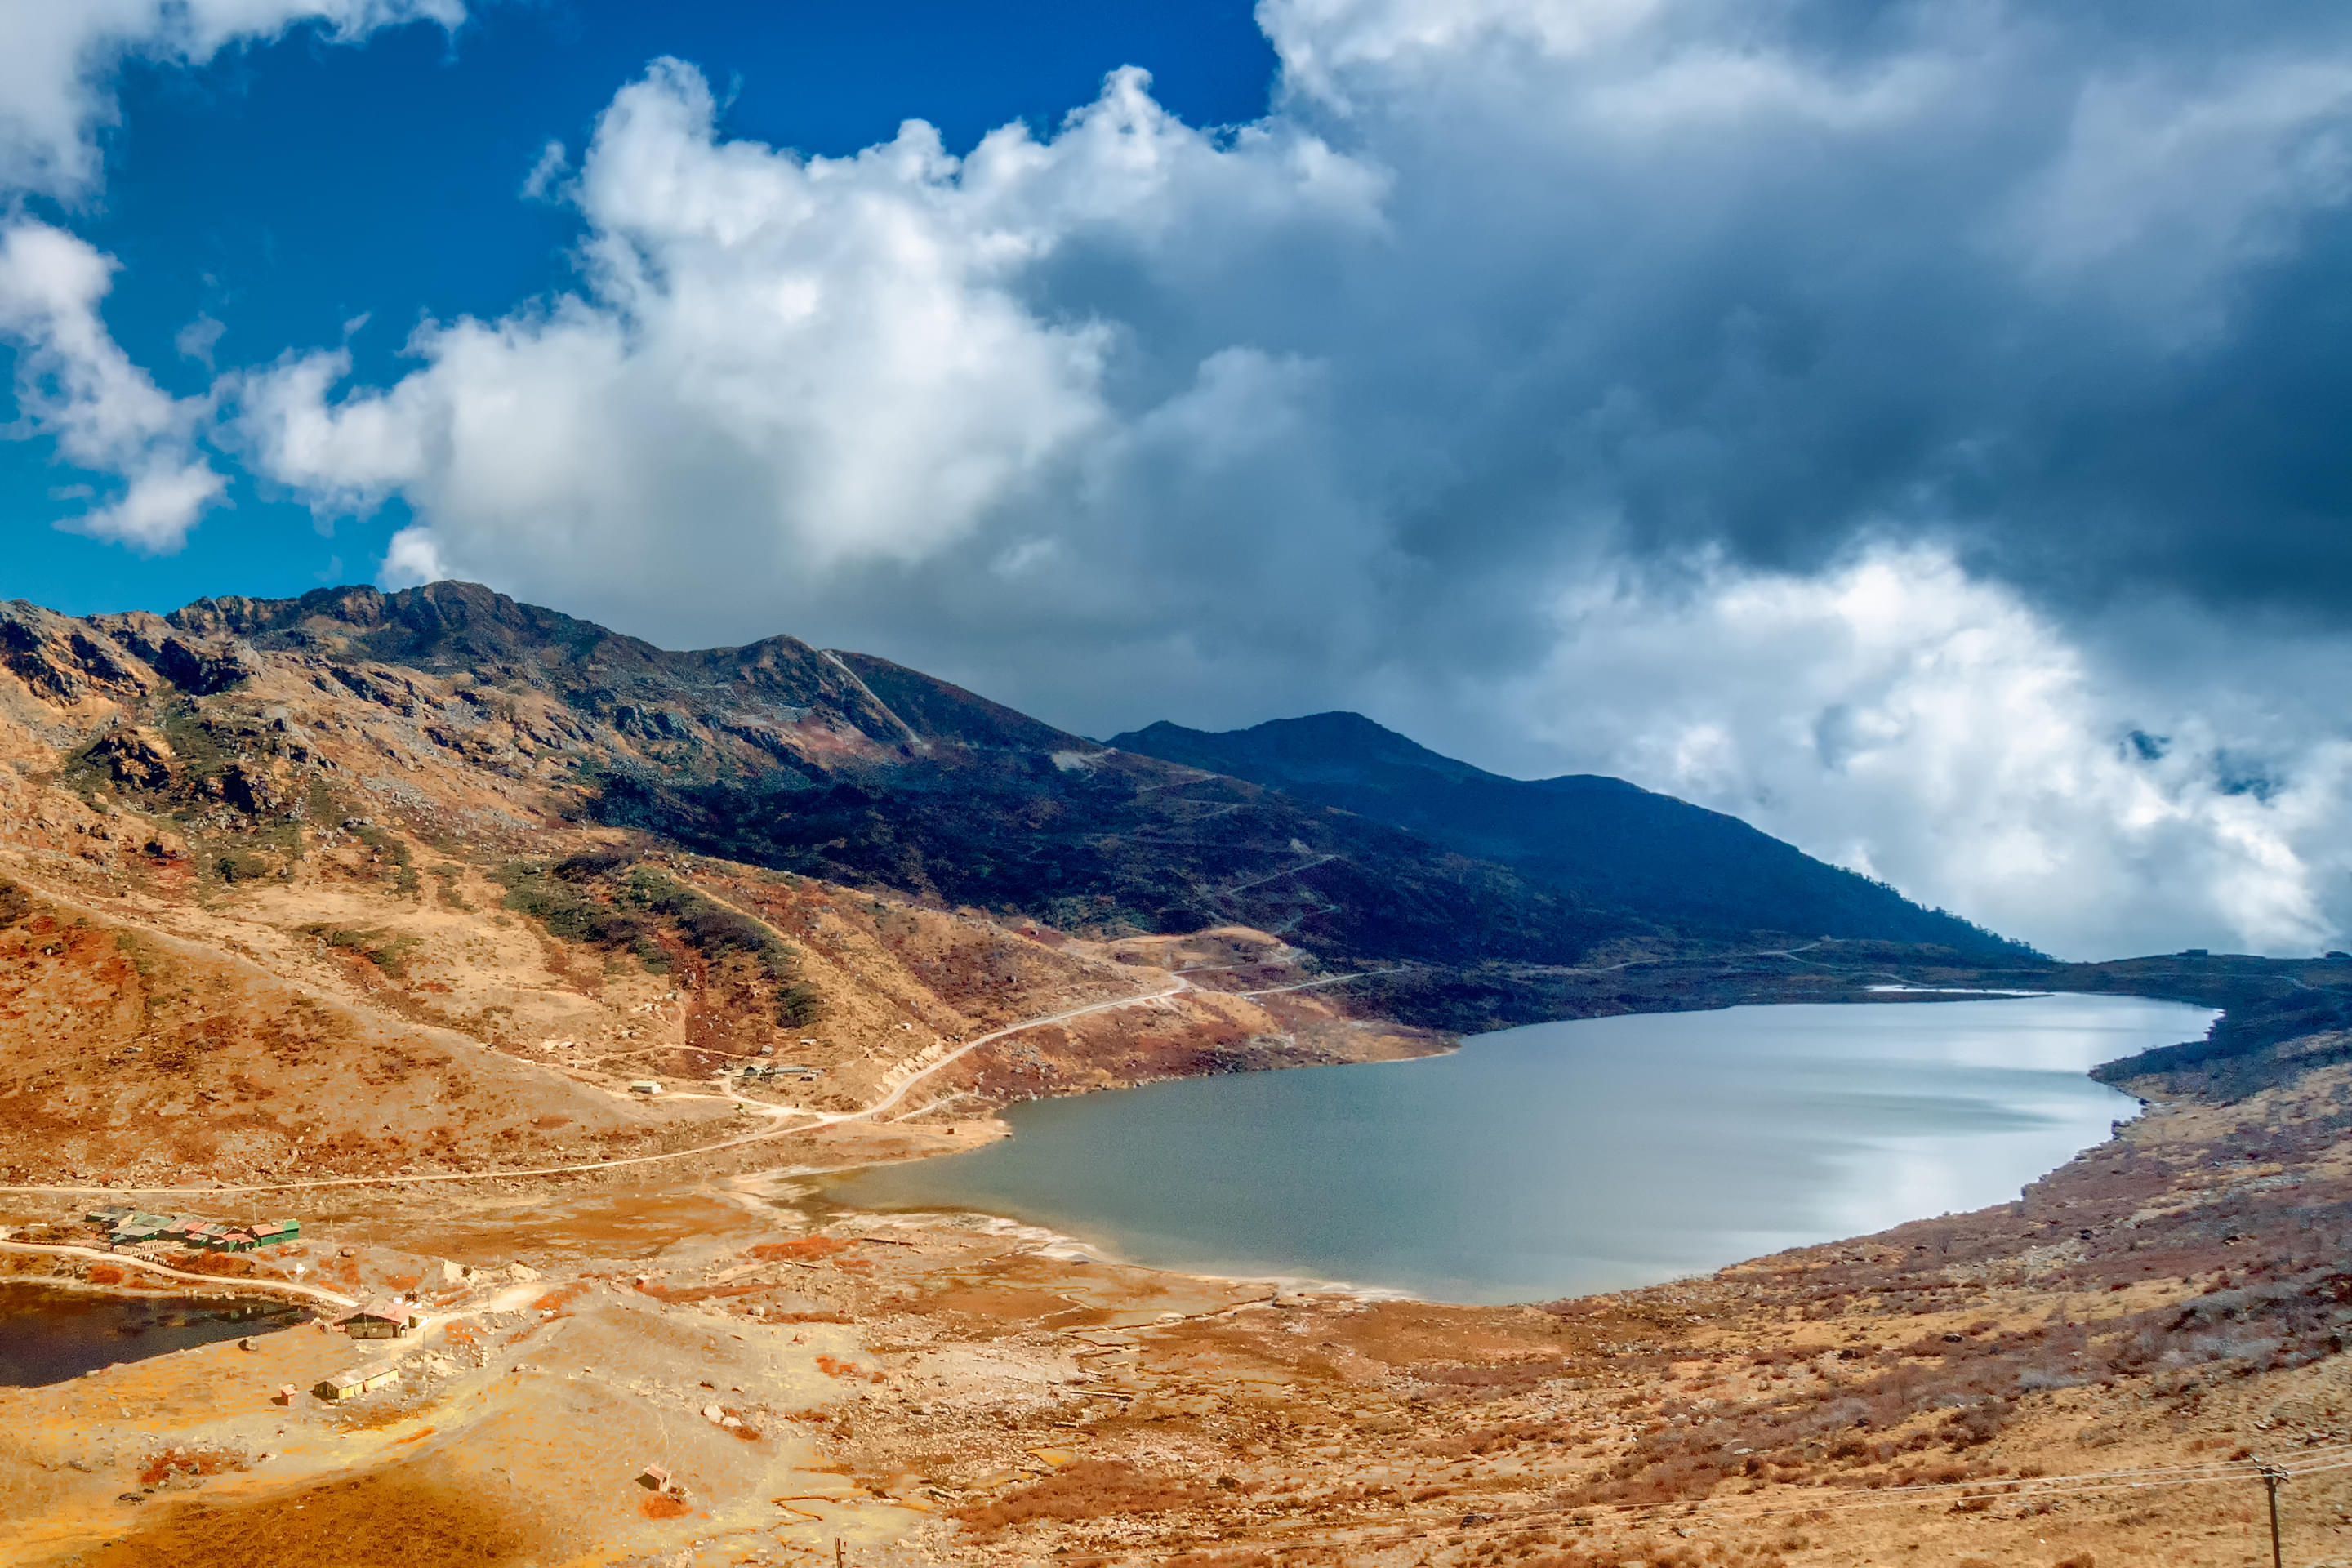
[[0, 973, 1194, 1200]]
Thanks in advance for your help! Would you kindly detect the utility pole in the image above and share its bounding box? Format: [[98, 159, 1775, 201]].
[[2258, 1459, 2287, 1568]]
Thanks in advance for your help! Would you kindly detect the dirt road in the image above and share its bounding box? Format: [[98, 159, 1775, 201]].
[[0, 1240, 357, 1309], [0, 973, 1192, 1200]]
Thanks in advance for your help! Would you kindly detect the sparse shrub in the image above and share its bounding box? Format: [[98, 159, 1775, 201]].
[[493, 862, 648, 946], [303, 925, 418, 980], [552, 847, 635, 880], [776, 980, 824, 1027], [428, 865, 474, 911]]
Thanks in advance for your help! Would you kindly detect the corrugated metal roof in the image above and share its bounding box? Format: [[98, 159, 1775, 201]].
[[336, 1296, 411, 1324]]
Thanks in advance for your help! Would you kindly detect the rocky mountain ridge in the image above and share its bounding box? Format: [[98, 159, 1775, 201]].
[[1110, 711, 2025, 956]]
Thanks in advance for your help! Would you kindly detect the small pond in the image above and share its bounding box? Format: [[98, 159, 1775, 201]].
[[826, 995, 2216, 1303], [0, 1281, 305, 1387]]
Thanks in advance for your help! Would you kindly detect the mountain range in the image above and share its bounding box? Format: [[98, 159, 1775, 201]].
[[0, 581, 2018, 966], [1107, 712, 2019, 956]]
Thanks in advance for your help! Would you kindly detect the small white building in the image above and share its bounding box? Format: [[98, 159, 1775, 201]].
[[629, 1080, 662, 1095]]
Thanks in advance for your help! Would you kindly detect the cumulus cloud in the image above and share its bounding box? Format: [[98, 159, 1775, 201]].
[[234, 59, 1378, 595], [0, 0, 462, 550], [0, 0, 463, 198], [1455, 546, 2352, 960], [0, 220, 222, 550], [198, 1, 2352, 956]]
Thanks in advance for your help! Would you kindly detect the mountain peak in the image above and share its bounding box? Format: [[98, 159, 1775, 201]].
[[1111, 711, 1500, 787]]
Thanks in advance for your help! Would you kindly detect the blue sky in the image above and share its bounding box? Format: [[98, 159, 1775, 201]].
[[8, 0, 2352, 959], [2, 0, 1274, 616]]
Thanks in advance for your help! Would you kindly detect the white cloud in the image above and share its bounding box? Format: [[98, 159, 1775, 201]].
[[379, 523, 448, 586], [0, 220, 222, 550], [73, 458, 230, 551], [0, 0, 463, 198], [0, 0, 463, 550], [230, 57, 1379, 604], [174, 312, 225, 370], [1463, 547, 2352, 959], [205, 4, 2352, 956], [519, 138, 570, 202]]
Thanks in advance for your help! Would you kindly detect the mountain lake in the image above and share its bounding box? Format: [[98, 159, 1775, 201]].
[[825, 994, 2217, 1303], [0, 1283, 305, 1387]]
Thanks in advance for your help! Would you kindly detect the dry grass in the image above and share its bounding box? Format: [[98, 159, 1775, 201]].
[[0, 1434, 70, 1526], [747, 1236, 852, 1262], [77, 1463, 539, 1568], [815, 1353, 884, 1383], [953, 1460, 1214, 1530]]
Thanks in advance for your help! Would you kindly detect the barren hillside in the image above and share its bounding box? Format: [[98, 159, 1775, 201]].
[[0, 587, 1465, 1191]]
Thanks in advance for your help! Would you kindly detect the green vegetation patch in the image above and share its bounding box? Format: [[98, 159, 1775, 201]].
[[497, 851, 822, 1021], [774, 979, 823, 1027], [212, 851, 277, 884], [430, 864, 475, 911], [493, 860, 650, 946], [614, 866, 791, 978], [303, 924, 420, 979], [350, 822, 418, 896]]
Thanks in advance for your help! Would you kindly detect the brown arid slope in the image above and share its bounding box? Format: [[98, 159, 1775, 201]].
[[5, 582, 2352, 1567], [0, 581, 1642, 971], [0, 585, 1463, 1192]]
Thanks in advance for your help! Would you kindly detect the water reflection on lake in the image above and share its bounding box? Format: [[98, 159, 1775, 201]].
[[0, 1282, 303, 1386], [826, 995, 2216, 1303]]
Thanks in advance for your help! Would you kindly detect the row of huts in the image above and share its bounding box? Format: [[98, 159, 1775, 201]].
[[86, 1205, 300, 1253]]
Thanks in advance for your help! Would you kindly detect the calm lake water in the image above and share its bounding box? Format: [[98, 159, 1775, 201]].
[[0, 1282, 304, 1387], [826, 995, 2216, 1303]]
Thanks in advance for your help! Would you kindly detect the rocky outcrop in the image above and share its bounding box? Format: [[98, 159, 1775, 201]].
[[86, 726, 178, 791], [0, 603, 154, 709]]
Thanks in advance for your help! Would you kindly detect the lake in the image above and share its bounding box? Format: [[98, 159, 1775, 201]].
[[0, 1282, 305, 1387], [825, 995, 2216, 1303]]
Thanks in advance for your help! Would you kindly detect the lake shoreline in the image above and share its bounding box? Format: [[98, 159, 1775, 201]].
[[0, 1275, 309, 1388], [820, 994, 2214, 1305]]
